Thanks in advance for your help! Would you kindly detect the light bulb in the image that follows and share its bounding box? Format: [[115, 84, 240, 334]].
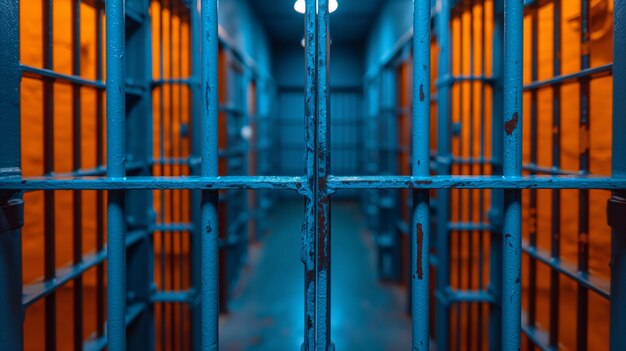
[[294, 0, 339, 14], [329, 0, 338, 13]]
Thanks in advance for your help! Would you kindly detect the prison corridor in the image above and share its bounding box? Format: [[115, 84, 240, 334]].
[[219, 200, 411, 351], [2, 0, 626, 350]]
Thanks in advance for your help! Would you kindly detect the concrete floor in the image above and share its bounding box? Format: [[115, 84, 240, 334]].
[[219, 199, 411, 351]]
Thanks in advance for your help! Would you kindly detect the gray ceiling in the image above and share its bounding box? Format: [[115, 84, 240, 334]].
[[246, 0, 383, 46]]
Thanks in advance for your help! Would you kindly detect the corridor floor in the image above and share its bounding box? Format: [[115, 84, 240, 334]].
[[219, 199, 412, 350]]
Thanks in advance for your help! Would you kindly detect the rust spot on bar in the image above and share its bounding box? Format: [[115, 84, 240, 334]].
[[419, 83, 425, 102], [416, 223, 424, 280], [505, 112, 519, 136]]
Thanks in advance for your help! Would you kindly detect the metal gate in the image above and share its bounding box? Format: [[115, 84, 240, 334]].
[[1, 0, 626, 350]]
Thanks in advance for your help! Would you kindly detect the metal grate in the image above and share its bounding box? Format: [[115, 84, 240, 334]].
[[1, 0, 625, 350]]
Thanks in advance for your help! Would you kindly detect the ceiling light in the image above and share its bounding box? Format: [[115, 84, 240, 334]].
[[294, 0, 339, 14]]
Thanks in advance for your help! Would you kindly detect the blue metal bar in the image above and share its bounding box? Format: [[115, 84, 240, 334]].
[[549, 2, 562, 347], [151, 291, 196, 303], [2, 175, 626, 190], [83, 301, 149, 351], [329, 176, 626, 190], [435, 290, 496, 305], [94, 1, 106, 339], [316, 1, 331, 348], [302, 0, 318, 347], [106, 0, 127, 349], [521, 240, 610, 299], [0, 176, 304, 190], [489, 1, 504, 348], [455, 6, 465, 344], [151, 78, 197, 87], [125, 2, 155, 349], [0, 0, 23, 348], [521, 313, 557, 351], [200, 0, 219, 349], [609, 0, 626, 349], [20, 64, 106, 89], [523, 64, 611, 91], [23, 249, 107, 307], [156, 3, 167, 347], [42, 0, 57, 347], [71, 2, 84, 348], [502, 0, 523, 349], [477, 2, 488, 347], [412, 0, 431, 348], [189, 1, 203, 349], [435, 0, 452, 348], [523, 164, 577, 176], [167, 3, 177, 349], [527, 3, 539, 335], [577, 1, 591, 349]]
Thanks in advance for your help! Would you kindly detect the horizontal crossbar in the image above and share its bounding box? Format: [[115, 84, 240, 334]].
[[1, 175, 626, 191]]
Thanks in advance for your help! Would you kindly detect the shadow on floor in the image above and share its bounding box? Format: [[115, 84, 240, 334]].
[[219, 199, 411, 350]]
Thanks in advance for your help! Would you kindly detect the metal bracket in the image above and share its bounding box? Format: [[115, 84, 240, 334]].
[[607, 193, 626, 231], [0, 197, 24, 234]]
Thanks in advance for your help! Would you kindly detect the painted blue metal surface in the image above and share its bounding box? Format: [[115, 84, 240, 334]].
[[610, 1, 626, 349], [0, 1, 23, 350], [412, 0, 431, 349], [2, 0, 626, 350], [106, 1, 127, 350], [435, 0, 453, 348], [501, 1, 523, 350], [200, 0, 220, 350]]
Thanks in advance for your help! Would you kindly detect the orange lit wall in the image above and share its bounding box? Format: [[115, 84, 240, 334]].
[[393, 1, 613, 349], [20, 1, 193, 349]]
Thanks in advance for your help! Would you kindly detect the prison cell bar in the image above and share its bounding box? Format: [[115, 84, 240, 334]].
[[526, 3, 539, 341], [106, 0, 127, 350], [71, 1, 84, 349], [1, 0, 624, 350], [303, 0, 318, 347], [0, 0, 22, 349], [412, 0, 431, 349], [200, 0, 220, 350], [435, 0, 453, 349], [502, 0, 523, 350], [190, 3, 203, 349], [610, 1, 626, 349], [550, 1, 562, 347]]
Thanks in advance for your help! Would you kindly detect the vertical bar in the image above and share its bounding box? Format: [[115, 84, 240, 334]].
[[42, 0, 57, 348], [527, 5, 538, 340], [168, 3, 177, 349], [467, 4, 475, 349], [71, 1, 84, 350], [577, 0, 590, 349], [302, 0, 317, 348], [455, 7, 465, 349], [477, 1, 488, 349], [177, 11, 186, 351], [435, 0, 452, 349], [0, 0, 24, 349], [609, 0, 626, 349], [316, 1, 331, 348], [158, 1, 168, 347], [200, 0, 219, 349], [549, 1, 562, 347], [489, 0, 504, 349], [502, 0, 523, 349], [189, 1, 203, 349], [124, 1, 155, 348], [95, 0, 106, 339], [412, 0, 431, 349], [106, 0, 127, 349]]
